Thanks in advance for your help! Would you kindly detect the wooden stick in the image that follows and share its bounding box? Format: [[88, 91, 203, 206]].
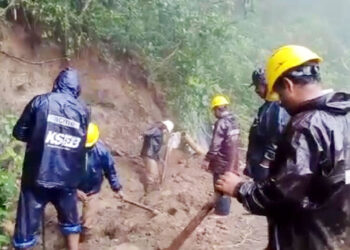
[[160, 148, 170, 184], [164, 202, 214, 250], [122, 197, 159, 215], [182, 132, 206, 155]]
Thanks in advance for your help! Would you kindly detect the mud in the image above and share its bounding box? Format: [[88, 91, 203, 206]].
[[0, 25, 267, 250]]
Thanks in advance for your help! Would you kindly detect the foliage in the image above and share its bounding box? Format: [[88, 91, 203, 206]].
[[5, 0, 258, 138], [2, 0, 350, 141], [0, 114, 23, 246]]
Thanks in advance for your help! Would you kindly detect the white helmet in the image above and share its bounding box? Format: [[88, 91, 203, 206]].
[[162, 120, 174, 133]]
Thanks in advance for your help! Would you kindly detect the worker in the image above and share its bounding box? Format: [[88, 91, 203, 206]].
[[244, 68, 290, 181], [140, 120, 174, 192], [202, 95, 239, 216], [12, 68, 89, 250], [216, 45, 350, 249], [77, 123, 123, 241]]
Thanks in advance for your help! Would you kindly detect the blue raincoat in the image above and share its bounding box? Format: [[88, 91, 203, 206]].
[[12, 68, 90, 249], [13, 68, 90, 189], [78, 140, 122, 195]]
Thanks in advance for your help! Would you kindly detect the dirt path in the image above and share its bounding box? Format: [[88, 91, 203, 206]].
[[38, 151, 267, 250], [0, 25, 267, 250]]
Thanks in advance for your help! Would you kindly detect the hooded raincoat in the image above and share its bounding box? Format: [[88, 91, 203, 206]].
[[12, 68, 89, 249], [238, 92, 350, 250], [13, 68, 89, 189]]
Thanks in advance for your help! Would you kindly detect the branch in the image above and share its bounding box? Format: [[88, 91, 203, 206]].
[[0, 50, 66, 65], [79, 0, 92, 16], [0, 0, 17, 17], [341, 58, 350, 73], [152, 42, 181, 72]]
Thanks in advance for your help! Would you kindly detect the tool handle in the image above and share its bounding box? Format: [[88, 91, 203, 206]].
[[122, 197, 159, 215], [165, 202, 214, 250]]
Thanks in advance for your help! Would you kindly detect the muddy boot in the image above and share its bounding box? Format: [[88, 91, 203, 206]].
[[145, 183, 159, 194], [80, 228, 93, 243]]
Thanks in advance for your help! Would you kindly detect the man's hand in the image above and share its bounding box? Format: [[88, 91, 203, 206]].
[[77, 190, 88, 203], [114, 190, 124, 200], [215, 172, 243, 197]]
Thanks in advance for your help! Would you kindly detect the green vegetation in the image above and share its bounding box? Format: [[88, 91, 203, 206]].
[[2, 0, 350, 139], [0, 114, 23, 246], [1, 0, 262, 138]]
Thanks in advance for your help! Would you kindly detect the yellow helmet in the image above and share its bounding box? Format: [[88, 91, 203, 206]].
[[211, 95, 230, 109], [86, 123, 100, 147], [266, 45, 323, 101]]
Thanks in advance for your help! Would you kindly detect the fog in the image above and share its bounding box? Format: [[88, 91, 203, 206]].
[[240, 0, 350, 90]]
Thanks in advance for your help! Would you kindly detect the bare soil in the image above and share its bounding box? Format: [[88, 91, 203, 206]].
[[0, 25, 267, 250]]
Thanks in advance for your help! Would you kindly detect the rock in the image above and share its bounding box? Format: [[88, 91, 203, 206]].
[[123, 220, 136, 228], [178, 159, 186, 164], [216, 220, 224, 225], [1, 220, 14, 236], [218, 224, 229, 231], [180, 175, 194, 183], [167, 207, 177, 216], [161, 189, 172, 197]]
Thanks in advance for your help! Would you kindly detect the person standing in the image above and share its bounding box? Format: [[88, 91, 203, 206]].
[[140, 120, 174, 192], [203, 95, 239, 216], [77, 123, 123, 241], [12, 68, 89, 250], [244, 68, 290, 181], [216, 45, 350, 249]]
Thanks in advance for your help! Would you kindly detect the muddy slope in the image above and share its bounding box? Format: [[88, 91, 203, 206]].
[[0, 25, 266, 250]]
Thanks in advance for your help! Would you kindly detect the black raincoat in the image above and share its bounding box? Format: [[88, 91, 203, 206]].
[[245, 101, 290, 180], [140, 123, 164, 160], [78, 140, 122, 195], [205, 111, 240, 174], [238, 92, 350, 250], [13, 68, 90, 189]]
